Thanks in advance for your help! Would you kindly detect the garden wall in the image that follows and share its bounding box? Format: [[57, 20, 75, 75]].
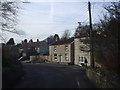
[[86, 67, 120, 88]]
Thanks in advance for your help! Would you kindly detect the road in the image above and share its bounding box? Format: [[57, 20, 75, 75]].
[[14, 63, 95, 88]]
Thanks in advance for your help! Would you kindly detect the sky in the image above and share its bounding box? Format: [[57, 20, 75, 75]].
[[1, 0, 114, 44]]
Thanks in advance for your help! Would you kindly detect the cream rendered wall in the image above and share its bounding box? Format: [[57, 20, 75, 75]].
[[49, 44, 71, 63], [74, 38, 90, 66]]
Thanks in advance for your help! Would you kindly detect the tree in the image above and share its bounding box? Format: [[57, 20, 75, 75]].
[[74, 22, 90, 38], [44, 35, 55, 44], [37, 39, 39, 42], [0, 0, 21, 43], [6, 38, 15, 45], [21, 40, 24, 44], [61, 30, 71, 40], [29, 39, 33, 43], [16, 43, 21, 47], [24, 39, 27, 43], [0, 0, 29, 43], [0, 0, 19, 33], [98, 2, 119, 50], [54, 34, 60, 42], [94, 2, 120, 73], [104, 2, 120, 20]]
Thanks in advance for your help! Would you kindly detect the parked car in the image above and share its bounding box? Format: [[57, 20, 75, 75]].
[[21, 60, 31, 63], [18, 56, 29, 61]]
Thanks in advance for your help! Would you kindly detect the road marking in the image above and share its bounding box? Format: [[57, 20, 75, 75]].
[[77, 80, 80, 88], [75, 78, 80, 88]]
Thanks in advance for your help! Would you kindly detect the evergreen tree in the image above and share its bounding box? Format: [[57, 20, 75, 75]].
[[6, 38, 15, 45]]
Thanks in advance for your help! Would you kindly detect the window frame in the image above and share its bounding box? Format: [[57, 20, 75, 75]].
[[65, 45, 68, 51], [65, 54, 69, 60], [79, 56, 85, 63], [54, 46, 57, 52], [54, 54, 57, 60]]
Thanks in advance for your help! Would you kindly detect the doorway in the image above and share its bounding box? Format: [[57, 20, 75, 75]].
[[59, 55, 62, 62]]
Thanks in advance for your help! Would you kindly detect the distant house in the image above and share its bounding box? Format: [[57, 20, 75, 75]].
[[18, 34, 60, 61], [39, 34, 60, 56], [49, 38, 74, 64], [18, 40, 40, 57], [49, 33, 90, 66]]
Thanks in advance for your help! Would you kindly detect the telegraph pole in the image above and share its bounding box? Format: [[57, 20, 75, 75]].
[[88, 1, 94, 68]]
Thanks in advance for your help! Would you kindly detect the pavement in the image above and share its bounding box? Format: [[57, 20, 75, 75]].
[[14, 63, 96, 88]]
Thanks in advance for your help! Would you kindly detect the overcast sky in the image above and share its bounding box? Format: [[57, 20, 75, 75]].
[[1, 0, 113, 44]]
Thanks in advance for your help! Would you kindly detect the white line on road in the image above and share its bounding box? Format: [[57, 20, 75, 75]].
[[75, 78, 80, 88], [77, 81, 80, 88]]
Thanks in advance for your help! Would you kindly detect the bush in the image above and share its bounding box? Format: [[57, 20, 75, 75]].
[[2, 45, 19, 67], [94, 48, 119, 74], [2, 45, 24, 88]]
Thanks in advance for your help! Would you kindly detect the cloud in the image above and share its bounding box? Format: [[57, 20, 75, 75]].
[[17, 2, 91, 41], [6, 1, 111, 43], [17, 29, 27, 35]]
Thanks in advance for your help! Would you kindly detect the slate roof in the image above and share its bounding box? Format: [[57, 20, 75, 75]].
[[50, 38, 74, 46]]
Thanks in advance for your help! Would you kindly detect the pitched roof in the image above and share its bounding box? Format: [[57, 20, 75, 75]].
[[19, 42, 40, 49], [50, 38, 74, 46]]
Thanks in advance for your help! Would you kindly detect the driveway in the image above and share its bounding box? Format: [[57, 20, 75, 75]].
[[14, 63, 95, 88]]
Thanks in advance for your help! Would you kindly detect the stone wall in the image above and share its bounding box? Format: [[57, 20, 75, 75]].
[[86, 67, 120, 88], [30, 55, 46, 63], [49, 44, 71, 63]]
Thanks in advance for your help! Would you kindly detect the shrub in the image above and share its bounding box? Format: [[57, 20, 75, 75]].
[[2, 45, 19, 67], [94, 48, 119, 74], [2, 45, 24, 88]]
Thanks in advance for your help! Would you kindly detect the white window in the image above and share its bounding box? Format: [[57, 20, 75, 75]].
[[54, 46, 57, 52], [54, 54, 57, 60], [65, 54, 69, 60], [65, 45, 68, 51], [79, 56, 85, 63]]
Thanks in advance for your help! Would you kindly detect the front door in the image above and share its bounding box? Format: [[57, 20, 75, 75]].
[[59, 55, 62, 62]]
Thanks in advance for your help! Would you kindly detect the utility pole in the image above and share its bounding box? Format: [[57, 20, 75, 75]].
[[88, 1, 94, 68]]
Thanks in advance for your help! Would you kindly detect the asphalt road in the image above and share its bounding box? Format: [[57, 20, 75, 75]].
[[14, 63, 95, 88]]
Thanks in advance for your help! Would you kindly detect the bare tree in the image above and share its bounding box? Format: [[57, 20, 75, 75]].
[[99, 2, 120, 49], [93, 2, 120, 73], [0, 0, 20, 33], [29, 39, 33, 43], [61, 30, 71, 40], [6, 38, 15, 45]]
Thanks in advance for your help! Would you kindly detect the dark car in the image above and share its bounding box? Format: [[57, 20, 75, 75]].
[[18, 56, 29, 61]]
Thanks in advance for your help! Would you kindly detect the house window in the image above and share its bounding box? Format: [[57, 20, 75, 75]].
[[80, 40, 84, 44], [54, 46, 57, 52], [54, 54, 57, 60], [79, 56, 85, 63], [65, 54, 69, 60], [65, 45, 68, 51]]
